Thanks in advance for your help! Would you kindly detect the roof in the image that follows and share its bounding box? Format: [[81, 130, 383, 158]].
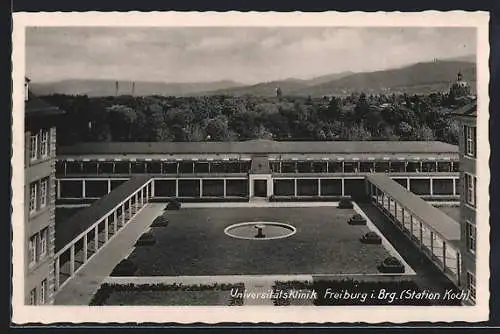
[[366, 173, 460, 241], [58, 140, 459, 156], [55, 175, 151, 252], [450, 102, 477, 118], [25, 91, 65, 117]]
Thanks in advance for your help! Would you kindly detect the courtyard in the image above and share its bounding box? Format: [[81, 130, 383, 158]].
[[124, 206, 396, 276]]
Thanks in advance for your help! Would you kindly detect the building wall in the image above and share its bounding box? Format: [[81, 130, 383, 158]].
[[457, 115, 476, 303], [24, 126, 56, 305]]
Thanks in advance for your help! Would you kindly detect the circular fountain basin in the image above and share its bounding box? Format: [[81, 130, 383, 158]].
[[224, 222, 296, 240]]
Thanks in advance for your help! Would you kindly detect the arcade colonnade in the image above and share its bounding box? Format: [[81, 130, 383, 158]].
[[366, 174, 461, 285], [56, 175, 460, 201], [53, 177, 154, 294]]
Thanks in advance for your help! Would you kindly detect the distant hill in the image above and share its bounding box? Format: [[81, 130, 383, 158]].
[[292, 60, 476, 97], [30, 79, 244, 97], [193, 79, 309, 97], [31, 58, 476, 98]]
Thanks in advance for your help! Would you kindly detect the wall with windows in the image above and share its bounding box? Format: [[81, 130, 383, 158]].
[[456, 113, 477, 305], [25, 126, 57, 305]]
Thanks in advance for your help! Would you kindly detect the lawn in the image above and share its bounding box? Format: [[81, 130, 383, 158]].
[[125, 207, 392, 276]]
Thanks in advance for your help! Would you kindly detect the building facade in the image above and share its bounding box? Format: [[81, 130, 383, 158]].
[[24, 78, 65, 304], [453, 103, 477, 305], [54, 140, 461, 203]]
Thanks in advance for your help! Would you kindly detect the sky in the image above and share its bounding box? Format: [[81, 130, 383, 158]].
[[26, 27, 476, 84]]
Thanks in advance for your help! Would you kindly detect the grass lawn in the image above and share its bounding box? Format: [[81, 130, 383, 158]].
[[126, 207, 392, 276], [103, 290, 237, 306], [434, 206, 461, 222]]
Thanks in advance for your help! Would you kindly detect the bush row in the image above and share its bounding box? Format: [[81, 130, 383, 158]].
[[89, 282, 246, 306]]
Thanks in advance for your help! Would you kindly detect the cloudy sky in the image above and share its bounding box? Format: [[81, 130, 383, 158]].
[[26, 27, 476, 84]]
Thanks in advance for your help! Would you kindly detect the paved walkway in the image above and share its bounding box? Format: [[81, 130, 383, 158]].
[[54, 203, 164, 305]]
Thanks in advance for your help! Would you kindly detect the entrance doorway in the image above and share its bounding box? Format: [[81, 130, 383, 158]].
[[253, 180, 268, 197]]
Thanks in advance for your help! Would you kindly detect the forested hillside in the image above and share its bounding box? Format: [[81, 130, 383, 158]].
[[43, 91, 472, 147]]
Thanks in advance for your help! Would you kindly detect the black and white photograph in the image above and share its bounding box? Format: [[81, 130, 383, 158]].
[[11, 11, 490, 323]]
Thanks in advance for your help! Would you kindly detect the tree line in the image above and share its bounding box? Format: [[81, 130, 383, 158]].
[[42, 91, 472, 146]]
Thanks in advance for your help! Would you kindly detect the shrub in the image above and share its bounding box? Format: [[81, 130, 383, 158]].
[[135, 231, 156, 246], [151, 215, 169, 227], [165, 199, 181, 211], [360, 231, 382, 244], [338, 197, 353, 209], [348, 213, 367, 225], [110, 259, 138, 276], [378, 256, 405, 273]]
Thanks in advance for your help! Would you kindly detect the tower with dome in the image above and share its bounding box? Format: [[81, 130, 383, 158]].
[[449, 71, 471, 98]]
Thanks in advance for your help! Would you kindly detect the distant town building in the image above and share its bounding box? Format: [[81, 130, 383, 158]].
[[276, 86, 283, 100], [24, 77, 65, 305], [450, 71, 471, 98]]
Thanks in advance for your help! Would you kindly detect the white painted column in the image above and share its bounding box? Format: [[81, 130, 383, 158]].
[[104, 217, 109, 242], [223, 179, 227, 198], [199, 179, 203, 197], [407, 177, 410, 190], [57, 180, 61, 199], [135, 193, 139, 212], [108, 179, 111, 194], [113, 210, 118, 233], [294, 179, 297, 197], [94, 224, 99, 252], [121, 204, 125, 226], [453, 178, 457, 196], [318, 179, 321, 196], [82, 180, 86, 199], [55, 257, 60, 290], [128, 198, 132, 219], [140, 188, 144, 206], [430, 179, 434, 196], [341, 179, 345, 197], [69, 244, 75, 275], [175, 179, 179, 198], [151, 180, 155, 198], [83, 233, 88, 262]]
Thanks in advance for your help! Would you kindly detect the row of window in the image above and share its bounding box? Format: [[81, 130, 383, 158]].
[[55, 160, 460, 176], [465, 221, 476, 254], [29, 178, 49, 215], [29, 278, 48, 305], [467, 271, 476, 304], [29, 128, 51, 162], [270, 161, 459, 174], [464, 173, 477, 208], [464, 125, 477, 158], [28, 227, 49, 267]]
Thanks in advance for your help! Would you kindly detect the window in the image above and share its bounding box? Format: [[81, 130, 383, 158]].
[[29, 183, 37, 214], [39, 129, 49, 158], [39, 228, 48, 258], [29, 288, 37, 305], [39, 178, 48, 209], [467, 271, 476, 303], [464, 173, 477, 207], [29, 134, 37, 161], [29, 235, 37, 266], [465, 126, 476, 157], [40, 279, 47, 304], [466, 221, 476, 254]]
